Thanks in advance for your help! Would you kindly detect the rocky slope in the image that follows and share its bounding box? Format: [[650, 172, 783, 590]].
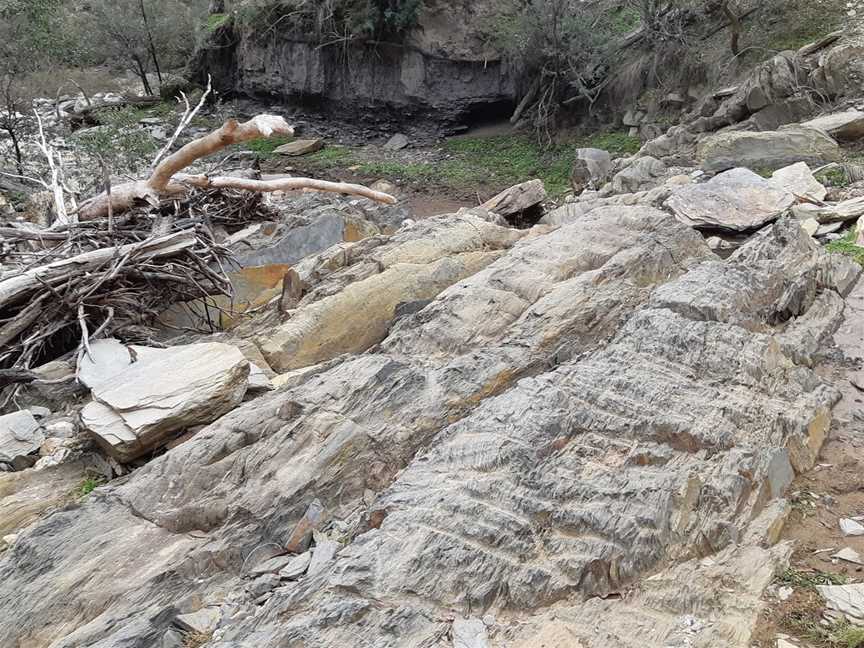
[[0, 187, 860, 646]]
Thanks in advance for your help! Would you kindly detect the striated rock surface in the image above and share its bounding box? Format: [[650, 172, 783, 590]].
[[0, 207, 859, 647], [0, 411, 44, 471], [698, 126, 841, 173]]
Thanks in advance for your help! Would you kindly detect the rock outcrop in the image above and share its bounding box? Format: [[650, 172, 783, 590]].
[[194, 1, 517, 126], [0, 200, 857, 647]]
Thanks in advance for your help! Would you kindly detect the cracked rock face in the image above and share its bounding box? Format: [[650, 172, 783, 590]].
[[0, 209, 858, 648]]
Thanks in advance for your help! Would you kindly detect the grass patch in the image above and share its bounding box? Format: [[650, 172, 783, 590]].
[[760, 0, 844, 52], [832, 623, 864, 648], [826, 229, 864, 267], [243, 135, 294, 159], [607, 6, 641, 34], [300, 131, 639, 197], [779, 567, 849, 590], [75, 475, 105, 500], [205, 12, 231, 32], [816, 167, 851, 189]]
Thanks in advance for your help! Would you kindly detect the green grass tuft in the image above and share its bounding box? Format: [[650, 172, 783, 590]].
[[75, 475, 105, 499], [826, 228, 864, 267], [243, 135, 294, 159], [779, 567, 849, 590], [205, 13, 231, 32]]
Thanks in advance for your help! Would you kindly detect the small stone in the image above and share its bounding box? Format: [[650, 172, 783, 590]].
[[452, 617, 489, 648], [285, 499, 324, 553], [383, 133, 409, 150], [0, 410, 44, 471], [801, 218, 820, 236], [174, 607, 221, 635], [777, 586, 794, 601], [274, 139, 324, 156], [833, 547, 864, 565], [307, 533, 340, 576], [840, 518, 864, 536], [279, 551, 312, 579], [247, 573, 280, 597]]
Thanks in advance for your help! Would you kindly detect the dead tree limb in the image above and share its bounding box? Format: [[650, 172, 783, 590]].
[[77, 114, 396, 220], [174, 174, 398, 205], [0, 230, 195, 308]]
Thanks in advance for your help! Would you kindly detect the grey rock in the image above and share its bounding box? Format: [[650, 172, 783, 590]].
[[307, 536, 340, 576], [383, 133, 409, 150], [481, 179, 546, 219], [247, 574, 280, 598], [452, 617, 489, 648], [0, 210, 855, 648], [81, 343, 250, 462], [250, 554, 297, 576], [175, 607, 221, 634], [840, 519, 864, 536], [610, 156, 666, 193], [0, 411, 44, 471], [769, 162, 827, 202], [664, 167, 795, 232], [279, 552, 312, 579], [698, 127, 841, 173], [817, 584, 864, 624], [274, 139, 324, 156], [802, 109, 864, 141], [78, 338, 164, 391], [571, 148, 612, 193], [792, 197, 864, 224]]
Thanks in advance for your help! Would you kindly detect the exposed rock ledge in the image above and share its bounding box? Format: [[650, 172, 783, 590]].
[[194, 2, 516, 125], [0, 208, 859, 647]]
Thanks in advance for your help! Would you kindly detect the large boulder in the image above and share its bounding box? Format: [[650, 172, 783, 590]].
[[570, 148, 612, 193], [802, 109, 864, 141], [0, 411, 44, 471], [81, 343, 250, 462], [810, 44, 864, 98], [664, 167, 795, 232], [698, 126, 841, 172], [481, 179, 546, 221]]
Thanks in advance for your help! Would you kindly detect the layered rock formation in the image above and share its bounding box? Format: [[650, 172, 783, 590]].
[[195, 1, 517, 125], [0, 202, 858, 646]]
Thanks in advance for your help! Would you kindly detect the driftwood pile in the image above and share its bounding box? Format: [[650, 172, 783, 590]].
[[0, 113, 396, 407]]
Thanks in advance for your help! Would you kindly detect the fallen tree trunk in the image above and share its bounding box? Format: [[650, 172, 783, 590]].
[[78, 115, 396, 220]]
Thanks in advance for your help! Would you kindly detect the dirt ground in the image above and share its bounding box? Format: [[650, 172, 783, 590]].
[[753, 279, 864, 647]]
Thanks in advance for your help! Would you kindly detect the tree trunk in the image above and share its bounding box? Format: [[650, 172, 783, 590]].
[[132, 55, 153, 96], [721, 0, 742, 55], [3, 126, 23, 176], [138, 0, 163, 87]]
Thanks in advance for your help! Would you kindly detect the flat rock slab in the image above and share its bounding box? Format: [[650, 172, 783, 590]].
[[818, 584, 864, 624], [664, 167, 795, 231], [769, 162, 827, 202], [81, 343, 250, 462], [0, 411, 44, 471], [698, 127, 840, 172], [792, 197, 864, 224], [802, 109, 864, 140], [274, 139, 324, 156]]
